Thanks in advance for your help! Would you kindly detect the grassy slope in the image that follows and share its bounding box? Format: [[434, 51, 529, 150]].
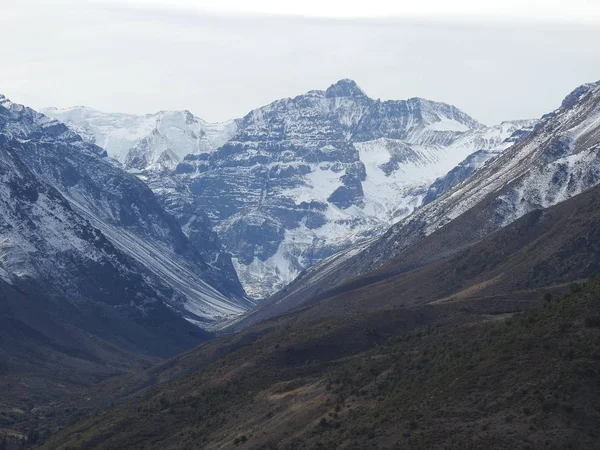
[[39, 277, 600, 450]]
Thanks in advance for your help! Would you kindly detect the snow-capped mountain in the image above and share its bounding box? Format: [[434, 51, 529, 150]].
[[370, 81, 600, 267], [0, 95, 252, 332], [47, 80, 536, 299], [168, 80, 536, 298], [42, 106, 237, 172], [422, 120, 537, 204], [41, 106, 246, 295], [245, 80, 600, 321]]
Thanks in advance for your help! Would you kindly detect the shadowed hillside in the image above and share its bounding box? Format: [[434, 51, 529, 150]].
[[38, 277, 600, 450]]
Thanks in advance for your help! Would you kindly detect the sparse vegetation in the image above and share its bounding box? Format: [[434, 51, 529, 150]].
[[38, 277, 600, 450]]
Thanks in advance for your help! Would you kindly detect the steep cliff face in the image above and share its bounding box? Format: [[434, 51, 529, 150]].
[[163, 80, 490, 298]]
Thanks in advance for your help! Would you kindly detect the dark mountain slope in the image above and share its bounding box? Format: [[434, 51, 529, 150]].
[[0, 140, 213, 438], [38, 273, 600, 450], [0, 94, 252, 328], [0, 280, 159, 435], [0, 138, 207, 351], [0, 96, 254, 438]]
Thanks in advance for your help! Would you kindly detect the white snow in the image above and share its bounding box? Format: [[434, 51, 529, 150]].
[[427, 119, 470, 132], [42, 106, 238, 170], [38, 86, 539, 300], [404, 84, 600, 241]]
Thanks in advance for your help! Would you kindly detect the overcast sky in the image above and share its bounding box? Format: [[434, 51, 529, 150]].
[[2, 0, 600, 125]]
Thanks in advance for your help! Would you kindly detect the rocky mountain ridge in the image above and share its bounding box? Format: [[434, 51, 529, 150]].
[[236, 80, 600, 325], [1, 95, 252, 330], [46, 80, 534, 298]]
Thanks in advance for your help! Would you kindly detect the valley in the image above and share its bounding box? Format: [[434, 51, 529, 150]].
[[0, 77, 599, 449]]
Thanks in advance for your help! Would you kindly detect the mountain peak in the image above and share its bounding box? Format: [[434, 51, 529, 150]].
[[325, 79, 367, 99], [0, 94, 12, 107]]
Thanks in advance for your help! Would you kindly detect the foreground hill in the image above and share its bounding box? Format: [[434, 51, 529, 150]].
[[39, 273, 600, 450]]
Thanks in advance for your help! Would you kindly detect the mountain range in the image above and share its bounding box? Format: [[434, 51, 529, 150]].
[[0, 93, 258, 424], [38, 140, 600, 450], [45, 79, 536, 299], [2, 77, 600, 449], [229, 80, 600, 330]]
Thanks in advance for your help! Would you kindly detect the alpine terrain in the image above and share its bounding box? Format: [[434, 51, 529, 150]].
[[2, 0, 599, 445], [3, 76, 600, 450], [0, 94, 258, 432], [35, 78, 600, 449], [232, 80, 600, 330], [2, 95, 252, 328], [46, 80, 536, 298]]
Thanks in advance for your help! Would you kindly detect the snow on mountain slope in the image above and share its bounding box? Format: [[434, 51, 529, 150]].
[[42, 106, 238, 172], [414, 82, 600, 239], [353, 119, 538, 219], [1, 94, 85, 145], [169, 80, 527, 299], [0, 133, 216, 354], [44, 80, 535, 299], [422, 120, 537, 204], [259, 80, 600, 313], [1, 95, 252, 329], [368, 81, 600, 266]]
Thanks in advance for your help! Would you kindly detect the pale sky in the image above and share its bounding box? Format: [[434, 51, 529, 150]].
[[103, 0, 600, 22], [2, 0, 600, 125]]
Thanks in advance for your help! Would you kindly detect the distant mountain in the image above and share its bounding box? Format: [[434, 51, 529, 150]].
[[230, 80, 600, 328], [171, 80, 538, 298], [47, 80, 532, 299], [42, 106, 237, 172]]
